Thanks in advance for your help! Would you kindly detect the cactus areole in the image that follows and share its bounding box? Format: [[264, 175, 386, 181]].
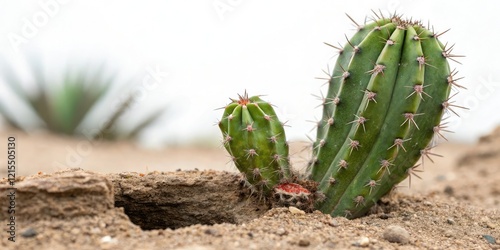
[[218, 92, 291, 195], [308, 14, 461, 218]]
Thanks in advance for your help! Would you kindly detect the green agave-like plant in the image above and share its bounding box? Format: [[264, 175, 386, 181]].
[[0, 57, 165, 140], [219, 13, 464, 218]]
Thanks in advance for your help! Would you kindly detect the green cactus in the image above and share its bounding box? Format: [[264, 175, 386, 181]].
[[308, 14, 462, 218], [218, 92, 291, 194]]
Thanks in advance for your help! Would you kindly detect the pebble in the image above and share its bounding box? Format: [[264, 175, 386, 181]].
[[353, 236, 370, 247], [204, 228, 218, 236], [383, 225, 410, 244], [289, 206, 305, 215], [100, 235, 118, 244], [443, 185, 454, 195], [379, 214, 390, 220], [446, 218, 455, 225], [20, 228, 37, 238], [486, 222, 496, 229], [483, 235, 496, 244], [298, 239, 310, 247], [481, 217, 496, 229], [275, 228, 287, 236], [327, 218, 340, 227]]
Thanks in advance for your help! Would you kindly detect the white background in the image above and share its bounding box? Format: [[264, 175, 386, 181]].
[[0, 0, 498, 147]]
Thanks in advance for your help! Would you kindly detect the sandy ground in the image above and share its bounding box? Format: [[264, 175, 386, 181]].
[[0, 128, 499, 249], [0, 129, 480, 197], [0, 130, 468, 180]]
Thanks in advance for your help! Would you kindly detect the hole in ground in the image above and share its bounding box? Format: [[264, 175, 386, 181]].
[[111, 170, 268, 230]]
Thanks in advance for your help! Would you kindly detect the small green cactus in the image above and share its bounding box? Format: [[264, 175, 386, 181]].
[[218, 92, 291, 194], [309, 13, 463, 218]]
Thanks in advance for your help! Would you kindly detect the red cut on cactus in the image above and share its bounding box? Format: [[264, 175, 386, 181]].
[[275, 183, 311, 194], [273, 183, 314, 211]]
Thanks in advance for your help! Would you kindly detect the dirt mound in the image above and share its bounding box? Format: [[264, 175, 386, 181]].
[[0, 169, 113, 221], [460, 126, 500, 165], [446, 126, 500, 210]]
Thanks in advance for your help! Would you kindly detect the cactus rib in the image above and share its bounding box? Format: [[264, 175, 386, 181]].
[[311, 20, 396, 181]]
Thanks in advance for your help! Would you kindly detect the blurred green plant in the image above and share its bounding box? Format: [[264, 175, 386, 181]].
[[0, 57, 166, 141]]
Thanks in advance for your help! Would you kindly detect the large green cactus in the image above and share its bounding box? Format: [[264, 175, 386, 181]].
[[309, 14, 461, 218], [218, 92, 291, 194]]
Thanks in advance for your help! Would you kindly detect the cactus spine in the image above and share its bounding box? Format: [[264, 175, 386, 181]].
[[309, 14, 460, 218], [218, 92, 291, 194]]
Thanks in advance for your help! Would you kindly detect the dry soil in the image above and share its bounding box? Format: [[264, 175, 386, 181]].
[[0, 128, 499, 249]]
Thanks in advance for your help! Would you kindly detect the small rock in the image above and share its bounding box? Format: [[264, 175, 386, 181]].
[[483, 235, 496, 244], [275, 228, 287, 236], [100, 235, 118, 244], [446, 218, 455, 225], [423, 201, 432, 206], [327, 218, 340, 227], [20, 228, 37, 238], [486, 222, 496, 229], [70, 228, 81, 235], [443, 186, 454, 195], [314, 222, 323, 229], [383, 225, 410, 244], [298, 239, 310, 247], [379, 214, 390, 220], [204, 228, 218, 236], [289, 206, 305, 215], [402, 215, 412, 221], [353, 236, 370, 247], [481, 217, 496, 229]]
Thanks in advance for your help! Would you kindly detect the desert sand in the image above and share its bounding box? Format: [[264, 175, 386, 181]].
[[0, 127, 499, 249]]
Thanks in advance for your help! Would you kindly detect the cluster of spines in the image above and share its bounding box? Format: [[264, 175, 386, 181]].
[[309, 13, 465, 218], [218, 92, 291, 195]]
